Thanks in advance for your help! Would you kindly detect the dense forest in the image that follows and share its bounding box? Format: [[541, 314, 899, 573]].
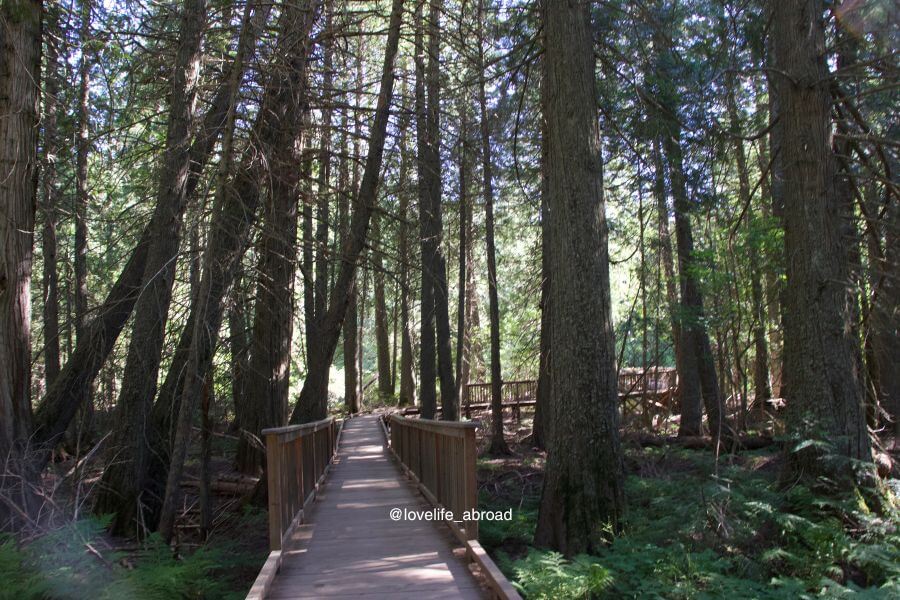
[[1, 0, 898, 597]]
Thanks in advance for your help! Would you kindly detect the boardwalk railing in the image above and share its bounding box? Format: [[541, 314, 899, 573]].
[[248, 417, 342, 600], [384, 414, 522, 599], [262, 417, 340, 551], [464, 379, 537, 415], [618, 366, 678, 397], [386, 413, 479, 540]]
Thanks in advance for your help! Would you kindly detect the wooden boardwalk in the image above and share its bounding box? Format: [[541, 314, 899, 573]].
[[265, 414, 488, 599]]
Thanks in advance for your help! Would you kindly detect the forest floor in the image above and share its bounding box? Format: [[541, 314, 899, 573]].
[[2, 410, 897, 599], [0, 436, 268, 600], [475, 413, 900, 599]]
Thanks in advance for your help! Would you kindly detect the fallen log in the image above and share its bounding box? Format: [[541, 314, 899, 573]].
[[182, 477, 256, 495], [623, 433, 776, 451]]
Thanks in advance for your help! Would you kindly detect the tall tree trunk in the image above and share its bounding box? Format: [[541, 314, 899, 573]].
[[477, 0, 508, 453], [867, 190, 899, 436], [158, 0, 309, 537], [535, 0, 625, 555], [70, 0, 96, 448], [373, 213, 393, 399], [41, 1, 63, 389], [645, 15, 726, 438], [727, 79, 771, 412], [31, 30, 253, 473], [230, 266, 250, 437], [415, 0, 456, 419], [94, 0, 207, 534], [147, 0, 270, 491], [289, 0, 406, 423], [342, 44, 367, 415], [531, 128, 550, 449], [771, 0, 875, 488], [341, 108, 360, 414], [650, 137, 683, 387], [663, 119, 725, 438], [243, 92, 315, 470], [74, 0, 91, 345], [0, 0, 41, 532], [415, 0, 437, 419], [397, 92, 416, 407], [427, 0, 457, 420], [314, 4, 334, 334], [455, 98, 470, 410]]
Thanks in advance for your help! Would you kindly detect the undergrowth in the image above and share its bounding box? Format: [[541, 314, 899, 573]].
[[0, 512, 261, 600], [482, 447, 900, 598]]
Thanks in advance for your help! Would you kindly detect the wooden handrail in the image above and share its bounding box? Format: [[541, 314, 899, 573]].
[[386, 414, 479, 541], [262, 416, 340, 551], [383, 414, 522, 599], [462, 368, 678, 417]]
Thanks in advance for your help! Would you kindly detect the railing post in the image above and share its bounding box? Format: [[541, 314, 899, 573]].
[[434, 432, 442, 501], [464, 425, 478, 540], [300, 435, 307, 501], [265, 432, 282, 551], [464, 385, 471, 418]]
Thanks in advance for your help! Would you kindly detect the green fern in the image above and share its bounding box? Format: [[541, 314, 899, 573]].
[[503, 549, 612, 599]]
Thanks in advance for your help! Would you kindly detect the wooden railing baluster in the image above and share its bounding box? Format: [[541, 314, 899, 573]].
[[384, 414, 478, 541], [262, 417, 341, 552]]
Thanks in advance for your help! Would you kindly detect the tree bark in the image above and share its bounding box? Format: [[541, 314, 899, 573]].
[[0, 0, 41, 532], [144, 1, 271, 499], [230, 266, 251, 439], [313, 4, 334, 335], [650, 136, 685, 408], [415, 0, 456, 420], [867, 190, 899, 436], [534, 0, 625, 555], [771, 0, 875, 487]]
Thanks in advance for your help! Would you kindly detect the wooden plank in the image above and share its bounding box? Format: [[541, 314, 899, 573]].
[[464, 426, 478, 541], [466, 540, 523, 600], [245, 550, 282, 600], [265, 433, 282, 551], [262, 416, 334, 439]]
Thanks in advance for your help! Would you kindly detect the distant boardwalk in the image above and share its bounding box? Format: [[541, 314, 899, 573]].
[[264, 415, 487, 599]]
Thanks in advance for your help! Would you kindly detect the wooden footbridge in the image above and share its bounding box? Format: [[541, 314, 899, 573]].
[[402, 366, 679, 421], [246, 413, 521, 599]]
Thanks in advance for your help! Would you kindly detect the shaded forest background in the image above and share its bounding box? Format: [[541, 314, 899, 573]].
[[0, 0, 898, 597]]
